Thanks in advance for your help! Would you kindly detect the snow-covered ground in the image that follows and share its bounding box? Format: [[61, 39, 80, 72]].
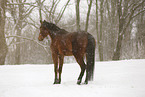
[[0, 59, 145, 97]]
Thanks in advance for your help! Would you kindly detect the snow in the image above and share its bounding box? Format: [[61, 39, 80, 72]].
[[0, 59, 145, 97]]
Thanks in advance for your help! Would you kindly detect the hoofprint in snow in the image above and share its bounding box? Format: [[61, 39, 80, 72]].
[[0, 59, 145, 97]]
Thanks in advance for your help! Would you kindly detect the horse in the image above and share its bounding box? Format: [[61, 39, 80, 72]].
[[38, 20, 96, 85]]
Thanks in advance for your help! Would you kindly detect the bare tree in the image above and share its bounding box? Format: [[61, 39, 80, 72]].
[[0, 0, 8, 65], [7, 0, 37, 64], [113, 0, 145, 60], [55, 0, 70, 24], [136, 3, 145, 58], [75, 0, 80, 31], [96, 0, 104, 61], [85, 0, 93, 32], [43, 0, 70, 24], [100, 0, 118, 60], [37, 0, 45, 21]]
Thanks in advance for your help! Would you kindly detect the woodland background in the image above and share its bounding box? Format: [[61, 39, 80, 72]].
[[0, 0, 145, 65]]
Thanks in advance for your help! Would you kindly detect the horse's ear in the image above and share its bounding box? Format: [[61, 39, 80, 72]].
[[40, 20, 43, 24], [44, 20, 47, 23]]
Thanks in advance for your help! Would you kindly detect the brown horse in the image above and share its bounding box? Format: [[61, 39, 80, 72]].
[[38, 20, 95, 84]]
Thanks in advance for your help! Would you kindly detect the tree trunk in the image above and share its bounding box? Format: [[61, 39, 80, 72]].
[[75, 0, 80, 31], [85, 0, 92, 32], [15, 0, 24, 64], [112, 35, 123, 60], [38, 0, 42, 21], [96, 0, 104, 61], [0, 0, 8, 65], [99, 0, 104, 61]]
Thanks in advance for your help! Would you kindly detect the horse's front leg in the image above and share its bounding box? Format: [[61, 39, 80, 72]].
[[58, 55, 64, 84], [52, 53, 59, 84]]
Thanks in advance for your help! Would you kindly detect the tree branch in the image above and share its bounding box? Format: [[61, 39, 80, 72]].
[[132, 9, 145, 19], [5, 35, 49, 54], [56, 0, 70, 24], [7, 2, 37, 6], [121, 0, 145, 36]]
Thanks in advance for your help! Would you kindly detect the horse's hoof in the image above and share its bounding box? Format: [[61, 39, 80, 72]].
[[53, 79, 61, 84], [77, 82, 81, 85], [53, 82, 61, 84], [84, 81, 88, 84], [84, 79, 88, 84], [77, 80, 81, 85]]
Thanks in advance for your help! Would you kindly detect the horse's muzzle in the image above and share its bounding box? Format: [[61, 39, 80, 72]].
[[38, 36, 44, 41]]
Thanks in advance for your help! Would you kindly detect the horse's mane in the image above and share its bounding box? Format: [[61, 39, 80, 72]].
[[43, 20, 68, 34]]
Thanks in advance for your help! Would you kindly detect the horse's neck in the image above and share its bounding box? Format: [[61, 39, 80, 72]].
[[48, 31, 56, 40], [53, 29, 68, 35]]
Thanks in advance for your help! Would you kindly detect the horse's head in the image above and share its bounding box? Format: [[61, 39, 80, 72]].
[[38, 20, 61, 41], [38, 20, 50, 41]]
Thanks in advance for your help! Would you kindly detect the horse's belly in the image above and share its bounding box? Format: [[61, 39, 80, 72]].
[[60, 49, 73, 56], [64, 51, 73, 56]]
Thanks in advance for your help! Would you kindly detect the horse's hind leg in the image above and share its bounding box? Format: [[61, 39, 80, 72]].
[[58, 55, 64, 84], [74, 55, 86, 85]]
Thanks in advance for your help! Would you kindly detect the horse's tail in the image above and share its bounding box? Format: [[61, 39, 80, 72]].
[[86, 33, 95, 81]]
